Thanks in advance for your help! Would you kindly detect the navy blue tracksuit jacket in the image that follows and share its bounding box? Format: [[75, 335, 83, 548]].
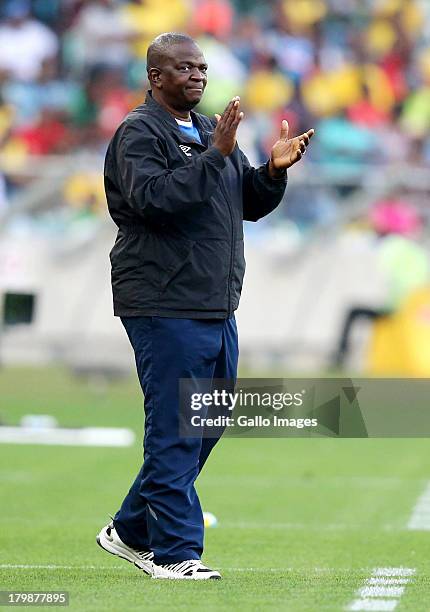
[[104, 90, 288, 319]]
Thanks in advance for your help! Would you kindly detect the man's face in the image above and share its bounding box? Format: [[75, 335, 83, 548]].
[[150, 42, 208, 112]]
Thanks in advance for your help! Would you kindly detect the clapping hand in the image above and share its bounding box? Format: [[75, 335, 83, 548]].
[[268, 120, 315, 177], [213, 96, 244, 157]]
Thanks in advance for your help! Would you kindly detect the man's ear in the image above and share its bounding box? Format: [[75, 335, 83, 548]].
[[148, 68, 162, 89]]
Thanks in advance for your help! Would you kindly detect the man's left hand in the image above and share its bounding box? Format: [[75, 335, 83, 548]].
[[268, 120, 315, 178]]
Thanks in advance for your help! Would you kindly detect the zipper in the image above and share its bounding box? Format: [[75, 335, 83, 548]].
[[200, 125, 235, 316], [218, 176, 235, 317], [173, 121, 235, 316], [205, 127, 235, 317]]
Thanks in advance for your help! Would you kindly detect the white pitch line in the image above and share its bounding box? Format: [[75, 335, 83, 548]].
[[0, 564, 129, 570], [358, 587, 405, 598], [346, 568, 415, 611], [0, 426, 135, 447], [0, 564, 368, 573], [407, 481, 430, 530], [366, 578, 409, 585], [372, 568, 416, 577], [0, 564, 292, 572], [1, 564, 384, 573]]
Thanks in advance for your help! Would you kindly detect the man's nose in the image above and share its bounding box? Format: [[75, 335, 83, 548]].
[[189, 68, 206, 81]]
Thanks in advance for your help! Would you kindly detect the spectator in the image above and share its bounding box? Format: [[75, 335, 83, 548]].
[[244, 57, 294, 114], [14, 109, 73, 155], [65, 0, 135, 73], [333, 198, 429, 368], [192, 0, 234, 40], [196, 35, 247, 116], [69, 64, 131, 147], [120, 0, 190, 60], [0, 0, 58, 81], [2, 57, 77, 126]]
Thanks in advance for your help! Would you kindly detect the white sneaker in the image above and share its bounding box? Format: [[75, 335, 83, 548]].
[[152, 559, 221, 580], [96, 522, 154, 575]]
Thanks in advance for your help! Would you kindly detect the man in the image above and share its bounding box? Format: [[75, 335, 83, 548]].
[[97, 32, 314, 580]]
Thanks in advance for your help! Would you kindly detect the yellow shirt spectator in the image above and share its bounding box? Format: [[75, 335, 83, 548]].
[[244, 70, 293, 114]]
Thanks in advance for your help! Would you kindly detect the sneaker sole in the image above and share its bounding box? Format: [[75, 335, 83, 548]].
[[152, 575, 222, 580], [96, 530, 153, 576]]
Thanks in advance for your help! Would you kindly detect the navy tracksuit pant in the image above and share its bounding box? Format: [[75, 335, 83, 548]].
[[113, 316, 238, 565]]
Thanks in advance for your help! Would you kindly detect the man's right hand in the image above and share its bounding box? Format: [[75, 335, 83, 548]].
[[213, 96, 244, 157]]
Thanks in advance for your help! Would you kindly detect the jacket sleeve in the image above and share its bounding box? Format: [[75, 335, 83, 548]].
[[115, 121, 226, 221], [240, 149, 288, 222]]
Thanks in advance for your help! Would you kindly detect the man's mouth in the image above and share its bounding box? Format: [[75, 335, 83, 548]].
[[186, 87, 204, 93]]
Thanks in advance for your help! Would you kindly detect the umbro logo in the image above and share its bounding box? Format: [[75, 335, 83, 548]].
[[179, 145, 192, 157]]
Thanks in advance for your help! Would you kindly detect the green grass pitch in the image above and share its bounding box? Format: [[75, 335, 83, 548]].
[[1, 367, 430, 610]]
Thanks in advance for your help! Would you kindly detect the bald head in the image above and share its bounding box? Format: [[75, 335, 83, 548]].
[[146, 32, 207, 117], [147, 33, 197, 72]]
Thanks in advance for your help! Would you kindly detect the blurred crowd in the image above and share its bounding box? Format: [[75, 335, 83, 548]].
[[0, 0, 429, 224]]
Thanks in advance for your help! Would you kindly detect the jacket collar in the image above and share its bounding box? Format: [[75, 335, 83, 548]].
[[144, 90, 213, 145]]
